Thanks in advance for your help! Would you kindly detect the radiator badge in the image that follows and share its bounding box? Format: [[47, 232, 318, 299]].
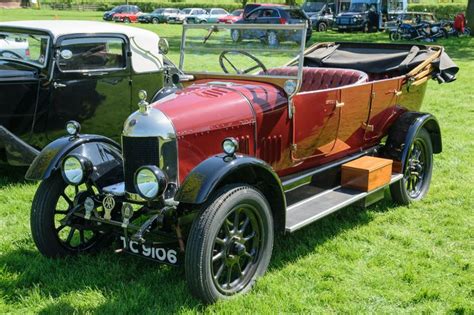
[[102, 194, 115, 220]]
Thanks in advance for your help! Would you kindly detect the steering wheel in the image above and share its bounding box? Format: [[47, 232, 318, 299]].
[[0, 50, 24, 60], [219, 50, 267, 75]]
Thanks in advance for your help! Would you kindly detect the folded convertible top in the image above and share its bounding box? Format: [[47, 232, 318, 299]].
[[304, 42, 459, 83]]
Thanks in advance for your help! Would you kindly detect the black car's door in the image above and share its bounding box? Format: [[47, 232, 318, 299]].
[[49, 35, 132, 142]]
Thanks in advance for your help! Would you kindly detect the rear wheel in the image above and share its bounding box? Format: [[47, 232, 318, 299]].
[[317, 22, 328, 32], [231, 29, 241, 43], [30, 173, 111, 258], [267, 31, 279, 46], [185, 185, 274, 304], [390, 128, 433, 205]]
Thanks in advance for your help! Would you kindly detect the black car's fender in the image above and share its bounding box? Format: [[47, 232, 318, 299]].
[[175, 154, 286, 231], [25, 134, 123, 188], [383, 112, 441, 168]]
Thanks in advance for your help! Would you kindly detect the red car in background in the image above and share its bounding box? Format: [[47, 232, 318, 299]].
[[218, 9, 243, 23], [113, 7, 142, 23]]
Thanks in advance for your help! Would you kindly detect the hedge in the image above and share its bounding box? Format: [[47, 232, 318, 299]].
[[408, 4, 467, 19]]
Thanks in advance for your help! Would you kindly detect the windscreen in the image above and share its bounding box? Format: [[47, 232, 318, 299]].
[[180, 23, 306, 79], [302, 1, 325, 12], [0, 32, 50, 67]]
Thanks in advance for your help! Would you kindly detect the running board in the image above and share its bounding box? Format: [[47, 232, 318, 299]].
[[285, 173, 403, 233]]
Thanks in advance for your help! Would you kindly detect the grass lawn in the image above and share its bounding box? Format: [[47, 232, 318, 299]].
[[1, 9, 473, 314]]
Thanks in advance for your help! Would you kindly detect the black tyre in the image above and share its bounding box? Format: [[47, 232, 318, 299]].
[[231, 29, 241, 43], [317, 22, 328, 32], [185, 185, 274, 304], [363, 22, 369, 33], [390, 128, 433, 205], [152, 17, 159, 24], [267, 31, 279, 46], [124, 17, 130, 24], [31, 173, 111, 258]]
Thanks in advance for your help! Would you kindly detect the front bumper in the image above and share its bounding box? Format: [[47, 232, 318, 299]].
[[0, 125, 39, 166]]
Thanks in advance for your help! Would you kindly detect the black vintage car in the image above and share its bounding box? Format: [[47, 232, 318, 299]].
[[0, 20, 174, 166]]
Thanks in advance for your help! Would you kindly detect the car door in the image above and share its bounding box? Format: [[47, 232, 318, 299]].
[[49, 35, 132, 142]]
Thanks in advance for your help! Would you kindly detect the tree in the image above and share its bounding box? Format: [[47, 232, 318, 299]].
[[467, 0, 474, 35]]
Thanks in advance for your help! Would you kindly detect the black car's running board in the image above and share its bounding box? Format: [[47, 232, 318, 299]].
[[285, 173, 403, 233]]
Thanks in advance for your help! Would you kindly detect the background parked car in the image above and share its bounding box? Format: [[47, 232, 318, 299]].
[[103, 5, 140, 21], [168, 8, 205, 24], [185, 8, 229, 24], [138, 8, 180, 24], [0, 20, 171, 166], [0, 36, 29, 59], [112, 6, 142, 23], [218, 9, 244, 24], [302, 0, 336, 31], [232, 6, 312, 45]]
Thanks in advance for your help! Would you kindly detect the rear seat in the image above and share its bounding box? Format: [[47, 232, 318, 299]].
[[265, 67, 369, 92]]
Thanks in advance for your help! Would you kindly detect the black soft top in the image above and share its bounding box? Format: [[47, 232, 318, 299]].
[[304, 42, 458, 83]]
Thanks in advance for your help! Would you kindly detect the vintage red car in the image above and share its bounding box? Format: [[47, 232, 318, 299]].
[[26, 23, 457, 303], [218, 9, 244, 24], [113, 10, 142, 23]]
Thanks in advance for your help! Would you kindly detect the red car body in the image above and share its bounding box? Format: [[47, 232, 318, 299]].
[[218, 9, 244, 23], [113, 12, 141, 23]]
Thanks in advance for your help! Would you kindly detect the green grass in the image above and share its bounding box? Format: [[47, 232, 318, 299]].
[[1, 9, 474, 314]]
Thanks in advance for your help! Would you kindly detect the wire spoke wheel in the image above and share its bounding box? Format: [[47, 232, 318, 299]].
[[211, 205, 262, 294], [404, 140, 427, 199], [54, 185, 101, 251], [31, 173, 111, 258]]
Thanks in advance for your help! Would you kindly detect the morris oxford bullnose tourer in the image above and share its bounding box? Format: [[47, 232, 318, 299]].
[[0, 20, 174, 166], [26, 23, 458, 303]]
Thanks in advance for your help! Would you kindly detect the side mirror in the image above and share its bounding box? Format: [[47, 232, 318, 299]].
[[158, 38, 169, 55]]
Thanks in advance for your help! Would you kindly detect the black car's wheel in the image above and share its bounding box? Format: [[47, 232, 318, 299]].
[[267, 31, 279, 46], [231, 29, 241, 43], [185, 185, 274, 304], [30, 173, 111, 258], [390, 128, 433, 205], [317, 22, 328, 32], [363, 22, 369, 33], [152, 17, 159, 24]]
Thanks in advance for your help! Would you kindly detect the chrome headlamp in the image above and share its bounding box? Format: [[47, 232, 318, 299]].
[[222, 137, 239, 156], [61, 154, 92, 185], [134, 166, 168, 200]]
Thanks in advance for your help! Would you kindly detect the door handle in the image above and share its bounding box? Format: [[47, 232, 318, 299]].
[[83, 71, 109, 77], [53, 82, 67, 89]]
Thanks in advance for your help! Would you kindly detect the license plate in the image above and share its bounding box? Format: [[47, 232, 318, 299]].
[[339, 25, 347, 29], [118, 236, 180, 265]]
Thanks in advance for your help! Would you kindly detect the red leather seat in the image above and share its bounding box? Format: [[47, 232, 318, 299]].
[[265, 67, 368, 92]]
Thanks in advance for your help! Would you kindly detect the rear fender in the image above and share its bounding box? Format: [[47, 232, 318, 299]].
[[25, 135, 123, 189], [383, 112, 441, 168], [175, 154, 287, 232]]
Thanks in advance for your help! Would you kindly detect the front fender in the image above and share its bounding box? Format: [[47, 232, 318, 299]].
[[175, 154, 286, 231], [25, 134, 123, 188], [383, 112, 442, 168]]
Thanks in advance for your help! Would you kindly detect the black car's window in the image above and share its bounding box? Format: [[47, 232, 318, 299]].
[[285, 9, 306, 19], [246, 9, 261, 19], [260, 9, 280, 18], [58, 37, 126, 72]]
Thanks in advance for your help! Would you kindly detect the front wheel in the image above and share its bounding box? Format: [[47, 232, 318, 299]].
[[30, 173, 111, 258], [267, 31, 279, 46], [317, 22, 327, 32], [185, 185, 274, 304], [152, 17, 159, 24], [389, 31, 401, 41], [390, 128, 433, 205], [231, 29, 241, 43]]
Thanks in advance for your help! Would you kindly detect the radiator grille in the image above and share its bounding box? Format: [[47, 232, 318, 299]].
[[122, 136, 160, 193]]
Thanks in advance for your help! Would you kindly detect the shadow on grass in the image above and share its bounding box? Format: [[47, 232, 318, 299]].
[[0, 196, 399, 313], [0, 165, 29, 187]]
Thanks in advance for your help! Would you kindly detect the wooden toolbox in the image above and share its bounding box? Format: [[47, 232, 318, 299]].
[[341, 156, 393, 192]]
